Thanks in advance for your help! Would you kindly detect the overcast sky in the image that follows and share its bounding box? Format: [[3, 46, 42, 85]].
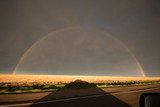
[[0, 0, 160, 76]]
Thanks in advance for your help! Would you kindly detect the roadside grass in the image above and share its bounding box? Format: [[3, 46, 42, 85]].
[[0, 80, 160, 94]]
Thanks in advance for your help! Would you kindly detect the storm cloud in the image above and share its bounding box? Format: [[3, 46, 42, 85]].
[[0, 0, 160, 76]]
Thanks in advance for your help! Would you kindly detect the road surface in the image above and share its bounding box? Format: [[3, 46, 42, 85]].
[[0, 84, 160, 107]]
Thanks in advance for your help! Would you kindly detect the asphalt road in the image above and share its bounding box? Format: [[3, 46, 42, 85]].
[[0, 84, 160, 107]]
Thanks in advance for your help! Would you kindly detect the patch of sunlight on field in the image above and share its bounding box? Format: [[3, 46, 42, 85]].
[[0, 74, 160, 83]]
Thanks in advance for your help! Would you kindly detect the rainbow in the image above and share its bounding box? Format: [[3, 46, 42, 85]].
[[13, 27, 146, 77]]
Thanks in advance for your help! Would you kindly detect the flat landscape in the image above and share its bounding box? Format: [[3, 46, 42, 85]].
[[0, 75, 160, 107], [1, 74, 160, 83], [0, 74, 160, 94]]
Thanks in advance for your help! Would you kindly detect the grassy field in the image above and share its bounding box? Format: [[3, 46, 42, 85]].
[[0, 74, 160, 94]]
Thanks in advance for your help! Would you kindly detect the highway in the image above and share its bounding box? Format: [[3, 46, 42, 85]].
[[0, 84, 160, 107]]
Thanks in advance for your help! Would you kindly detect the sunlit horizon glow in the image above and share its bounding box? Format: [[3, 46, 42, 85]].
[[1, 74, 159, 84]]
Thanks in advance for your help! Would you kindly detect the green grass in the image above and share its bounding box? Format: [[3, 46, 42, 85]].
[[0, 80, 160, 94], [96, 80, 160, 88]]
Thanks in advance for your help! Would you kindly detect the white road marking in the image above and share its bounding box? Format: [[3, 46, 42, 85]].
[[0, 87, 160, 107]]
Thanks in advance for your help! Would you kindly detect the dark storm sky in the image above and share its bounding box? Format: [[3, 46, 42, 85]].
[[0, 0, 160, 76]]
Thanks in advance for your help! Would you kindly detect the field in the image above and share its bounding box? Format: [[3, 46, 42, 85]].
[[0, 74, 160, 93]]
